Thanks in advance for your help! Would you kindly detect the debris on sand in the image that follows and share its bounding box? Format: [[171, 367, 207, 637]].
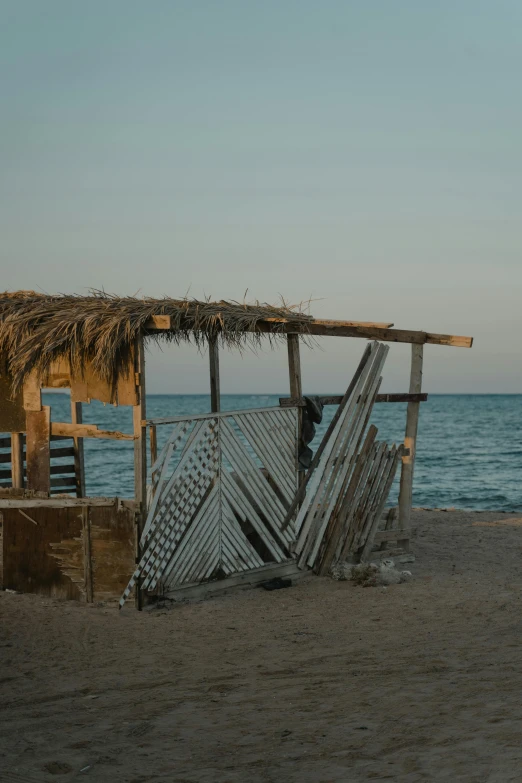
[[331, 558, 413, 587]]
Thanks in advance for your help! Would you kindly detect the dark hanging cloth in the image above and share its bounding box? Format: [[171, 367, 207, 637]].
[[298, 396, 324, 471]]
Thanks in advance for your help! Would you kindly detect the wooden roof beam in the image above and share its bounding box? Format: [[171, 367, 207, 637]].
[[144, 316, 473, 348]]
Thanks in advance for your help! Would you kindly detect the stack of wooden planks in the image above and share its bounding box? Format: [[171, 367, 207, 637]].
[[292, 341, 406, 574]]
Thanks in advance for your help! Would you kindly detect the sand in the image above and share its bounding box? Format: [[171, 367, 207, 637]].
[[1, 509, 522, 783]]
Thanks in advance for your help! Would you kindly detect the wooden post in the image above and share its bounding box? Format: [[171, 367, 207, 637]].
[[287, 334, 302, 400], [133, 336, 147, 609], [71, 400, 86, 497], [209, 337, 220, 413], [82, 506, 94, 603], [287, 334, 303, 472], [26, 406, 51, 493], [398, 344, 424, 546], [149, 424, 158, 495], [10, 432, 24, 489]]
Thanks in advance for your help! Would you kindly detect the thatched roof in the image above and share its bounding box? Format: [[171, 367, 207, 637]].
[[0, 291, 313, 391]]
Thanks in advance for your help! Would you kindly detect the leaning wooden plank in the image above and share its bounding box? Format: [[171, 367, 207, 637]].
[[356, 446, 397, 552], [316, 424, 378, 576], [337, 442, 387, 562], [379, 506, 397, 551], [292, 346, 378, 555], [26, 406, 51, 493], [294, 344, 383, 557], [360, 446, 404, 562], [298, 344, 389, 567], [301, 376, 380, 569], [51, 422, 135, 440], [280, 343, 373, 534], [327, 376, 383, 526]]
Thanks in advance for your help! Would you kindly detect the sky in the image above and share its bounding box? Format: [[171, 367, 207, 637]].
[[1, 1, 521, 394]]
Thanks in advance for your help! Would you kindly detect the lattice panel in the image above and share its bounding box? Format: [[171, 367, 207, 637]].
[[120, 407, 298, 607]]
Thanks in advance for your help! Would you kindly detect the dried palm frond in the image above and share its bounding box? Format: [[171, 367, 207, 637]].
[[0, 291, 314, 393]]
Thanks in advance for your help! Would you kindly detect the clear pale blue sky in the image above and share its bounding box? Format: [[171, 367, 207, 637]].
[[1, 1, 520, 393]]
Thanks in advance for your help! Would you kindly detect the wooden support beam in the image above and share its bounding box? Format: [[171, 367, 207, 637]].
[[149, 424, 158, 494], [26, 406, 51, 493], [144, 316, 472, 348], [51, 423, 134, 440], [133, 336, 147, 610], [209, 337, 221, 413], [0, 497, 121, 508], [10, 433, 24, 489], [279, 393, 428, 407], [71, 400, 86, 497], [287, 334, 303, 399], [287, 334, 302, 464], [397, 344, 424, 548]]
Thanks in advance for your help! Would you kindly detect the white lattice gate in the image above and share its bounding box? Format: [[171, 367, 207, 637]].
[[120, 407, 298, 606]]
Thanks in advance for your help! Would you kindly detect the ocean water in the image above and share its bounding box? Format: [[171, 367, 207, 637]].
[[42, 393, 522, 512]]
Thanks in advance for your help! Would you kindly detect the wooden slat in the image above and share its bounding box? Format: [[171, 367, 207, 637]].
[[51, 422, 134, 441], [145, 404, 297, 426], [11, 433, 24, 488], [160, 485, 221, 588], [26, 406, 51, 493], [71, 400, 85, 497], [233, 412, 297, 505], [279, 393, 428, 406], [49, 447, 76, 460], [360, 446, 404, 561], [50, 476, 77, 488]]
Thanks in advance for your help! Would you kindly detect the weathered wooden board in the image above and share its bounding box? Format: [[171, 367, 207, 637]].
[[1, 505, 85, 599], [90, 502, 137, 602], [26, 406, 51, 493], [0, 370, 26, 432], [1, 500, 136, 601], [23, 371, 42, 412], [42, 356, 138, 406]]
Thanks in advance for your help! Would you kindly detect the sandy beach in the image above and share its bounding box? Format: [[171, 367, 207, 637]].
[[2, 509, 522, 783]]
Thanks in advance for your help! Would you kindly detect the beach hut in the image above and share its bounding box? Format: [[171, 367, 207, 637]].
[[0, 291, 472, 605]]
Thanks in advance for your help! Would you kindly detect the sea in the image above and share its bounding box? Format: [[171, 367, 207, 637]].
[[43, 393, 522, 512]]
